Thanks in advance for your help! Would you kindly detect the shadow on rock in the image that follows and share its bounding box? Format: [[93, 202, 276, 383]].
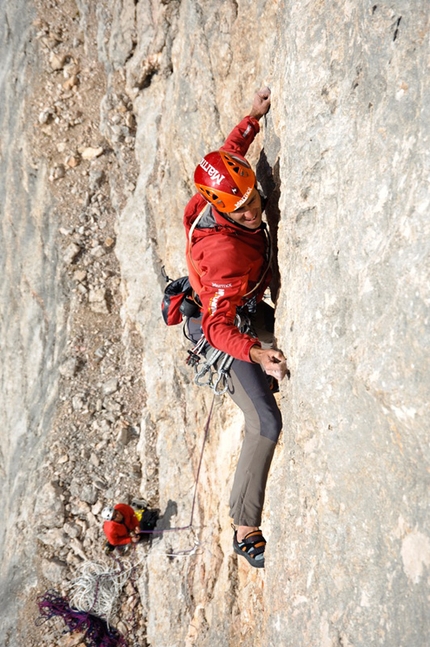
[[155, 499, 178, 531], [257, 152, 282, 303]]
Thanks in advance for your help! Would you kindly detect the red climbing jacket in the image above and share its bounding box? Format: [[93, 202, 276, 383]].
[[103, 503, 139, 546], [184, 116, 272, 362]]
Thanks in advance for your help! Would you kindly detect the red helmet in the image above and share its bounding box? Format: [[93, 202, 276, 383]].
[[194, 150, 256, 213]]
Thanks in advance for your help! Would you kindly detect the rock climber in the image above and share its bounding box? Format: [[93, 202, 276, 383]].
[[102, 502, 159, 552], [183, 87, 287, 568]]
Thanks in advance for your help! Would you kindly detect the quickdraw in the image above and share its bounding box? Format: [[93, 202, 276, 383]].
[[192, 345, 234, 395], [186, 312, 252, 396]]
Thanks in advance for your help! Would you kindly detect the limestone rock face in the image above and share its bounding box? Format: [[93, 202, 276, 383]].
[[0, 0, 66, 634], [34, 481, 65, 528], [1, 0, 429, 646]]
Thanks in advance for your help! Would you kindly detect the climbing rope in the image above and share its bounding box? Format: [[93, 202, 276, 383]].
[[136, 392, 215, 539], [36, 589, 127, 647], [69, 557, 137, 622], [36, 364, 220, 647], [60, 393, 215, 635]]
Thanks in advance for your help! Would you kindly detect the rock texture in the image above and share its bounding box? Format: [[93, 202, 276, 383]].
[[0, 1, 429, 646], [0, 0, 66, 632], [267, 5, 430, 646]]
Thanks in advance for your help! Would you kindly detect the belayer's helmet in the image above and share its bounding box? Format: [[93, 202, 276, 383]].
[[101, 506, 114, 521], [194, 150, 256, 213]]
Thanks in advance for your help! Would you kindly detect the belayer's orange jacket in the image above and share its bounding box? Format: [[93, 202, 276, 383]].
[[184, 115, 271, 363], [103, 503, 139, 546]]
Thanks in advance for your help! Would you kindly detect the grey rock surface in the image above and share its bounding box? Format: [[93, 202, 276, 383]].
[[0, 0, 66, 639], [41, 557, 68, 583], [111, 2, 430, 646], [267, 3, 430, 644], [34, 482, 65, 528], [1, 0, 429, 646]]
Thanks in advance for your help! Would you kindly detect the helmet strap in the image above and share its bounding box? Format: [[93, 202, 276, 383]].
[[218, 212, 239, 226]]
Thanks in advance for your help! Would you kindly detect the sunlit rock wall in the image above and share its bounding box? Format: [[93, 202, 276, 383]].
[[268, 3, 430, 646], [111, 1, 430, 645], [1, 0, 428, 645], [0, 0, 65, 636]]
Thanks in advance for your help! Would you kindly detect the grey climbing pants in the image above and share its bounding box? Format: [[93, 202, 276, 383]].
[[187, 307, 282, 527]]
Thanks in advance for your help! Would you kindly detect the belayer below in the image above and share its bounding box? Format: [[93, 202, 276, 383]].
[[101, 502, 159, 554], [183, 87, 288, 568]]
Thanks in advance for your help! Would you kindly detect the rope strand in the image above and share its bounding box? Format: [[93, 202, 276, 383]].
[[136, 393, 215, 536]]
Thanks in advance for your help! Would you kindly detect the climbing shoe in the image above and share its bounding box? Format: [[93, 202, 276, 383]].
[[233, 529, 266, 568]]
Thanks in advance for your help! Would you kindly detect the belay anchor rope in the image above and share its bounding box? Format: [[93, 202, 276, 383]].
[[136, 392, 216, 540]]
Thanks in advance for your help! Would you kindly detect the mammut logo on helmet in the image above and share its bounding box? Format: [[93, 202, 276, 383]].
[[199, 158, 225, 186], [234, 186, 252, 210]]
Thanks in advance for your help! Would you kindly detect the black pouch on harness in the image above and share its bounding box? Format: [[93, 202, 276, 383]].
[[161, 276, 200, 325]]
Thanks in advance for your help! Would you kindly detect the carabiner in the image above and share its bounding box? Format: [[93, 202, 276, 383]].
[[213, 353, 234, 395]]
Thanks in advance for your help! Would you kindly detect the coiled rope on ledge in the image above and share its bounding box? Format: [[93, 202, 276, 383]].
[[69, 557, 134, 621], [36, 589, 128, 647]]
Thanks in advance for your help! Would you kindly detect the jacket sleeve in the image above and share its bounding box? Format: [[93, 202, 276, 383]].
[[220, 116, 260, 157], [200, 288, 261, 362]]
